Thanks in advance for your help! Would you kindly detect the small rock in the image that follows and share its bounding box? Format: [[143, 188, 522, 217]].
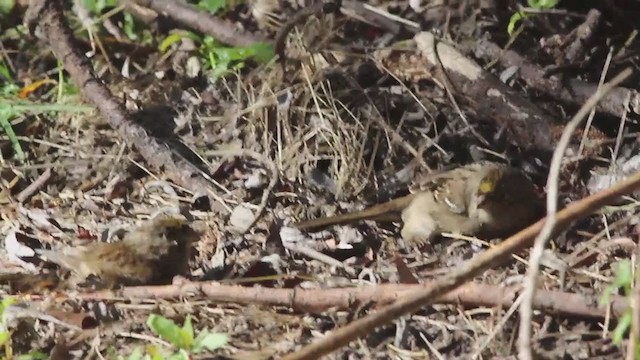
[[244, 170, 264, 189], [229, 204, 256, 233]]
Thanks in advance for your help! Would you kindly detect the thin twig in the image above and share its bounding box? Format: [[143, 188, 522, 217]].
[[472, 292, 525, 358], [282, 242, 356, 275], [517, 67, 633, 360], [76, 279, 630, 319], [578, 47, 613, 155], [16, 168, 52, 203]]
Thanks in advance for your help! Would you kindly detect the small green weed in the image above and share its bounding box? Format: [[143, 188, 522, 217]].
[[507, 0, 559, 35], [600, 259, 640, 357], [197, 0, 228, 14], [121, 313, 228, 359], [159, 31, 274, 80], [0, 0, 14, 16]]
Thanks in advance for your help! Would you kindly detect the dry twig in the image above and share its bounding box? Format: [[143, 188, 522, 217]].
[[517, 67, 632, 360], [76, 280, 628, 319], [471, 38, 640, 119], [123, 0, 265, 46]]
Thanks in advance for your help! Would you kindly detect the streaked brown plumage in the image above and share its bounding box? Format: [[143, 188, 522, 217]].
[[36, 213, 199, 287], [295, 162, 542, 245]]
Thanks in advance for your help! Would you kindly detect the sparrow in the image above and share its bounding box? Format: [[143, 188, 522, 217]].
[[294, 162, 542, 245], [36, 213, 199, 288]]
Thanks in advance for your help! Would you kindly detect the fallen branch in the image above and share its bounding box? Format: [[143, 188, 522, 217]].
[[125, 0, 265, 47], [412, 32, 554, 152], [76, 280, 628, 320], [470, 37, 640, 119]]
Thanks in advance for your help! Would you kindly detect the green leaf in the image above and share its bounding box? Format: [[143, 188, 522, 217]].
[[145, 345, 164, 360], [527, 0, 558, 9], [159, 33, 186, 53], [0, 331, 10, 347], [0, 0, 15, 15], [1, 84, 19, 97], [600, 284, 616, 306], [246, 42, 275, 63], [146, 314, 185, 348], [16, 351, 48, 360], [612, 311, 632, 344], [0, 60, 14, 84], [125, 347, 144, 360], [0, 106, 25, 161], [83, 0, 117, 13], [159, 31, 202, 53], [600, 260, 634, 305], [166, 349, 190, 360], [202, 35, 219, 49], [192, 331, 228, 353], [83, 0, 98, 12], [613, 260, 633, 288], [507, 11, 526, 35], [197, 0, 227, 14], [123, 13, 138, 41], [0, 297, 16, 315], [180, 315, 194, 348]]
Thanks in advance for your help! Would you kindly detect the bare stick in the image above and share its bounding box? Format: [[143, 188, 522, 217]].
[[16, 168, 52, 203], [517, 67, 633, 360], [76, 280, 629, 320]]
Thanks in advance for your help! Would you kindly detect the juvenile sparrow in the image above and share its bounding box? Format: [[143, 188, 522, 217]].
[[295, 162, 542, 245], [37, 213, 199, 287]]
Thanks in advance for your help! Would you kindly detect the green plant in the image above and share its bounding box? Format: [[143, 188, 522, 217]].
[[82, 0, 118, 13], [600, 259, 640, 357], [121, 314, 228, 359], [197, 0, 228, 14], [507, 0, 559, 35], [0, 59, 15, 88], [0, 0, 14, 16], [159, 31, 274, 80]]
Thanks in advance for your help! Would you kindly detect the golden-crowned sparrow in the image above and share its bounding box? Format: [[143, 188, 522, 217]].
[[36, 213, 199, 287], [295, 162, 542, 245]]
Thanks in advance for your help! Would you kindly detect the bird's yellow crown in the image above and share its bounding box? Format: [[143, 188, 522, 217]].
[[478, 170, 501, 194]]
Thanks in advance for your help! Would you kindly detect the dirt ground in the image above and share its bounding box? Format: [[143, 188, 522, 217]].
[[2, 0, 640, 359]]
